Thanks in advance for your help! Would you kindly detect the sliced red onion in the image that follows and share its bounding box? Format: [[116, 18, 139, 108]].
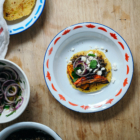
[[0, 67, 23, 115], [9, 97, 24, 111], [74, 61, 83, 68], [0, 72, 10, 80], [72, 54, 103, 77], [73, 56, 82, 68], [1, 80, 16, 93], [3, 67, 18, 80], [15, 97, 24, 110], [4, 92, 16, 105], [0, 94, 3, 99], [3, 71, 13, 79], [4, 95, 16, 105], [5, 84, 19, 97], [9, 106, 15, 112], [75, 61, 91, 77], [72, 56, 92, 77], [0, 78, 6, 82]]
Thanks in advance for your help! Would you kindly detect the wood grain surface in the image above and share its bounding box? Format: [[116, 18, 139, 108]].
[[0, 0, 139, 140]]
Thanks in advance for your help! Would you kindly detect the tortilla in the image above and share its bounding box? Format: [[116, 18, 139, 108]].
[[3, 0, 36, 21], [67, 50, 112, 93]]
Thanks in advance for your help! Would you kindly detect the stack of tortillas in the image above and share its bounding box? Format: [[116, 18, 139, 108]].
[[0, 0, 9, 58]]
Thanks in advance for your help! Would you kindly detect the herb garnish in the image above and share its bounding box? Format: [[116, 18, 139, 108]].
[[74, 67, 81, 72], [88, 54, 95, 57], [17, 89, 22, 96], [6, 110, 16, 117], [90, 60, 97, 69], [72, 71, 80, 79], [73, 78, 78, 82], [4, 105, 10, 109], [72, 67, 81, 82]]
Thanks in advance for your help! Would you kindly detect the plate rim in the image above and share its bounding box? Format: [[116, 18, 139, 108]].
[[8, 0, 46, 35], [43, 22, 134, 113]]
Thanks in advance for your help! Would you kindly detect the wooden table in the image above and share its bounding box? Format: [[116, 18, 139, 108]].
[[0, 0, 139, 139]]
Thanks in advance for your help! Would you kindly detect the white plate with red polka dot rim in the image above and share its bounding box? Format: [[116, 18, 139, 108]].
[[43, 22, 133, 113]]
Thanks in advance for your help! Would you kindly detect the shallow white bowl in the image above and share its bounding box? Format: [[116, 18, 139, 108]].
[[0, 122, 62, 140], [0, 59, 30, 123], [43, 22, 134, 113], [6, 0, 46, 35]]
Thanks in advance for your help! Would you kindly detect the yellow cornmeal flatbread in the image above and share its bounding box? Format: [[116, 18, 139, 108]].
[[67, 50, 112, 93], [3, 0, 36, 21]]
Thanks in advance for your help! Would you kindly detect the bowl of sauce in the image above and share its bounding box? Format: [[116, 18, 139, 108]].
[[0, 122, 62, 140]]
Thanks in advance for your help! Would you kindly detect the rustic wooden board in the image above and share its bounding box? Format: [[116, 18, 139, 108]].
[[0, 0, 139, 140]]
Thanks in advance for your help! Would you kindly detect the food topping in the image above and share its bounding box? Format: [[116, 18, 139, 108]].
[[111, 77, 116, 84], [101, 47, 104, 50], [67, 50, 111, 90], [97, 70, 102, 76], [67, 49, 117, 91], [88, 51, 93, 54], [88, 56, 94, 61], [68, 60, 72, 64], [0, 67, 24, 116], [71, 48, 75, 52], [101, 67, 105, 71], [88, 54, 96, 57], [90, 60, 97, 69], [77, 69, 82, 74], [112, 63, 117, 71], [67, 64, 74, 79], [74, 75, 109, 87], [97, 63, 100, 68], [81, 56, 87, 62], [95, 46, 99, 50]]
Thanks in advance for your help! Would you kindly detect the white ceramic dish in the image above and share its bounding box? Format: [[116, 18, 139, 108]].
[[0, 59, 30, 123], [0, 122, 62, 140], [6, 0, 46, 35], [43, 22, 134, 113]]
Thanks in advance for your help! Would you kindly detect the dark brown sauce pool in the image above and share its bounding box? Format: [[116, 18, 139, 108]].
[[5, 128, 55, 140]]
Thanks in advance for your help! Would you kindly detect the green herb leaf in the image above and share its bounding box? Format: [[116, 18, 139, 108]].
[[74, 67, 81, 73], [71, 67, 81, 82], [90, 60, 97, 69], [4, 105, 10, 109], [73, 78, 78, 82], [0, 62, 6, 65], [88, 54, 95, 57], [72, 67, 81, 79], [72, 71, 80, 79], [17, 89, 22, 96], [15, 98, 22, 106], [6, 110, 16, 117]]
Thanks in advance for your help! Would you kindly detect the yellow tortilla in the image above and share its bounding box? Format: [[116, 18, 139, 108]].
[[67, 50, 112, 93], [3, 0, 36, 21]]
